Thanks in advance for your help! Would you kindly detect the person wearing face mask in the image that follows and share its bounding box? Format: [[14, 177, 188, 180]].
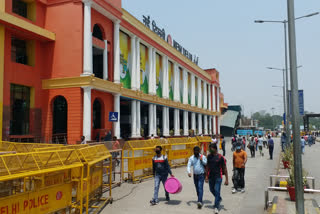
[[187, 146, 207, 209], [150, 146, 174, 205], [232, 142, 247, 194], [205, 144, 229, 214]]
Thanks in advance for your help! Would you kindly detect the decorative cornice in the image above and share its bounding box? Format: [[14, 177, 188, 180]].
[[42, 76, 220, 116]]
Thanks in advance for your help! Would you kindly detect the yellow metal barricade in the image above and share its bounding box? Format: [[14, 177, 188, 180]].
[[0, 149, 83, 214], [76, 145, 112, 214], [196, 136, 212, 154], [167, 137, 200, 167], [0, 141, 64, 153], [0, 142, 113, 214], [122, 139, 167, 183]]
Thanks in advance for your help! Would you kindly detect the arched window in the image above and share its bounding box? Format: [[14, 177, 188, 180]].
[[92, 24, 104, 40], [52, 96, 68, 135], [93, 99, 102, 129]]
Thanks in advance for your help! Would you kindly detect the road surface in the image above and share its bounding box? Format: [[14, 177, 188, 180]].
[[102, 137, 281, 214]]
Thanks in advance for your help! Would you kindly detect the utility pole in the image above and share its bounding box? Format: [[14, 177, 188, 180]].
[[286, 0, 304, 213]]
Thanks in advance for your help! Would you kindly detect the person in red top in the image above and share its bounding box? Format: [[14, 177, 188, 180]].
[[112, 136, 120, 166], [205, 144, 229, 214]]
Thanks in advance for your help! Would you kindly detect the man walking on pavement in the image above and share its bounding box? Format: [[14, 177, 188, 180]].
[[221, 135, 226, 156], [281, 132, 286, 152], [187, 146, 207, 209], [232, 143, 247, 193], [268, 135, 274, 160], [206, 144, 229, 214], [150, 146, 174, 205]]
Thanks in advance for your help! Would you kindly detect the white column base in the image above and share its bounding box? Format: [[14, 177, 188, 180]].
[[113, 94, 120, 139], [174, 109, 180, 136]]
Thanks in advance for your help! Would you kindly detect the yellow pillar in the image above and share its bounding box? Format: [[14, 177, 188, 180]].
[[0, 24, 4, 141]]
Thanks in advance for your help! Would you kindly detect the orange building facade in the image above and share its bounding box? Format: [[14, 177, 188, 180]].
[[0, 0, 226, 144]]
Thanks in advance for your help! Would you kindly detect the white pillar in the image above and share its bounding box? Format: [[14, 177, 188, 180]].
[[162, 106, 166, 136], [212, 85, 216, 112], [197, 79, 202, 108], [174, 109, 180, 136], [130, 35, 137, 90], [153, 104, 157, 136], [209, 116, 213, 135], [113, 20, 120, 83], [131, 100, 137, 138], [191, 112, 196, 132], [82, 87, 91, 140], [183, 70, 188, 104], [165, 107, 170, 136], [149, 104, 154, 136], [136, 101, 141, 137], [198, 114, 202, 135], [203, 82, 208, 109], [213, 116, 217, 135], [153, 50, 157, 94], [162, 56, 168, 99], [191, 74, 195, 106], [208, 84, 212, 110], [113, 94, 120, 138], [217, 116, 220, 135], [204, 115, 208, 135], [183, 111, 188, 136], [167, 108, 170, 136], [136, 38, 140, 90], [217, 87, 220, 113], [103, 40, 109, 80], [82, 0, 92, 76], [173, 63, 180, 102]]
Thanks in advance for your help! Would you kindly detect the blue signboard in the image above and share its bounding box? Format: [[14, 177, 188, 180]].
[[237, 130, 253, 136], [288, 90, 304, 116], [254, 130, 264, 136], [109, 112, 118, 122]]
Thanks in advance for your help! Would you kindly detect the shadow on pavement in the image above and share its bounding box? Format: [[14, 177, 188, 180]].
[[164, 200, 182, 205], [186, 200, 212, 206]]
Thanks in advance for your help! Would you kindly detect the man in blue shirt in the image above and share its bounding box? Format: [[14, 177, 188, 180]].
[[268, 135, 274, 160], [187, 146, 207, 209]]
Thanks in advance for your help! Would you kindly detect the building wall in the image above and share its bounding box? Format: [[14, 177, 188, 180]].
[[91, 89, 114, 140], [43, 0, 83, 78], [42, 88, 82, 144]]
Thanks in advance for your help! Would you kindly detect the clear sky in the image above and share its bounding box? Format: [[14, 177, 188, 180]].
[[123, 0, 320, 116]]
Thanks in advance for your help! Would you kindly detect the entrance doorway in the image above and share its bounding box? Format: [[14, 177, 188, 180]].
[[52, 96, 68, 144]]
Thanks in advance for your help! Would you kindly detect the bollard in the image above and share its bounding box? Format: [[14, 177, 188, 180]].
[[264, 189, 269, 210], [270, 176, 273, 187], [312, 178, 315, 190]]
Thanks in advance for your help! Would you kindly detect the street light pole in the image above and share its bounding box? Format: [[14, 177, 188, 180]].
[[283, 22, 290, 147], [287, 0, 304, 212], [255, 11, 319, 148]]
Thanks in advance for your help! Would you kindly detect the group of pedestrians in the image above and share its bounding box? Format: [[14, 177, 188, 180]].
[[150, 135, 250, 214], [300, 133, 317, 154]]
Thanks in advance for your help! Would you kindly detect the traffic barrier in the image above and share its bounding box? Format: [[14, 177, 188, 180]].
[[0, 143, 113, 214], [167, 138, 199, 167], [0, 141, 64, 153], [196, 136, 212, 154], [0, 149, 83, 214], [121, 139, 168, 182]]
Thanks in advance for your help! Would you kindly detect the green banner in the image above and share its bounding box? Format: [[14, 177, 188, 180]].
[[156, 53, 162, 97], [120, 31, 131, 89], [140, 44, 149, 93], [169, 61, 174, 100]]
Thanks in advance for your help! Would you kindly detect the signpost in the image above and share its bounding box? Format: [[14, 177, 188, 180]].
[[109, 112, 118, 122]]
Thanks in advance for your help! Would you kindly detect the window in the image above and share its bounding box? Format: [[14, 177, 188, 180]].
[[12, 0, 28, 18], [11, 37, 35, 66], [92, 24, 104, 40], [10, 84, 30, 135], [93, 99, 102, 129], [12, 0, 36, 21], [11, 37, 27, 65]]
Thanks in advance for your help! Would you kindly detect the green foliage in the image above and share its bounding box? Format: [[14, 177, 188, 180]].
[[286, 166, 308, 187], [282, 144, 293, 162]]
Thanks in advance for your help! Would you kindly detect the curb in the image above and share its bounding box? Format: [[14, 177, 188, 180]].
[[269, 196, 278, 214]]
